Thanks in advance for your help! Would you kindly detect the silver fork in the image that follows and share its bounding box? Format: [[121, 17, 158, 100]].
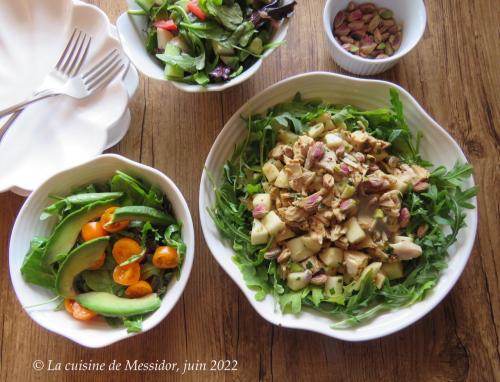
[[0, 48, 124, 119], [0, 29, 92, 118]]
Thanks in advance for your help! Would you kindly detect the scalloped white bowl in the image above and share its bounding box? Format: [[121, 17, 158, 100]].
[[0, 0, 136, 194], [9, 154, 195, 348], [116, 0, 291, 92], [199, 72, 477, 341]]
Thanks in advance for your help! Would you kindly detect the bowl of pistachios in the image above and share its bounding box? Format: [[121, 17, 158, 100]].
[[323, 0, 426, 75]]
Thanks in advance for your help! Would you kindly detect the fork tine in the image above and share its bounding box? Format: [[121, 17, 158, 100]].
[[55, 29, 77, 69], [82, 49, 119, 81], [87, 64, 125, 93], [58, 31, 83, 74], [67, 34, 92, 77], [86, 57, 123, 91]]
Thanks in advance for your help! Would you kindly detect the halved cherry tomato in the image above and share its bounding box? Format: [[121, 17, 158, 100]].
[[72, 301, 97, 321], [88, 253, 106, 270], [113, 263, 141, 286], [112, 237, 144, 265], [154, 19, 178, 31], [125, 280, 153, 298], [187, 1, 206, 21], [100, 206, 129, 233], [64, 298, 74, 315], [152, 246, 178, 269], [81, 221, 107, 241]]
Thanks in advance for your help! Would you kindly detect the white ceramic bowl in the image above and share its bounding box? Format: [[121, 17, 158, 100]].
[[0, 0, 138, 195], [9, 154, 195, 348], [199, 72, 477, 341], [323, 0, 427, 75], [116, 0, 291, 92]]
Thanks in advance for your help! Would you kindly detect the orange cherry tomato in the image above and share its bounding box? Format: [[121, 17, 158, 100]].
[[113, 263, 141, 286], [112, 237, 144, 265], [100, 207, 129, 233], [88, 253, 106, 270], [152, 246, 178, 269], [71, 301, 97, 321], [125, 280, 153, 298], [81, 221, 107, 241], [64, 298, 74, 315]]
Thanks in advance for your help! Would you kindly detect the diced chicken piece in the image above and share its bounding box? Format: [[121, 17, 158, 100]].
[[251, 219, 269, 245], [276, 227, 296, 242], [269, 144, 293, 160], [292, 135, 314, 162], [344, 250, 370, 278], [390, 241, 423, 260], [278, 206, 308, 225], [316, 149, 337, 173], [262, 211, 286, 236]]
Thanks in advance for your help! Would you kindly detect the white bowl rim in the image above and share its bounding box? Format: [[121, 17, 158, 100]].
[[322, 0, 427, 64], [116, 2, 292, 92], [199, 71, 478, 341], [9, 153, 195, 348]]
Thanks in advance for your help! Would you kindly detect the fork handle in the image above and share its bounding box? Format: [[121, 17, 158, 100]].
[[0, 91, 59, 118]]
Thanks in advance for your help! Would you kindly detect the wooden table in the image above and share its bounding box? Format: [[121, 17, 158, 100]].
[[1, 1, 498, 381]]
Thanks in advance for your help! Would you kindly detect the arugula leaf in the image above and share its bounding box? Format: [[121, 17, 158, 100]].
[[124, 316, 143, 333], [205, 1, 243, 30], [20, 237, 55, 290]]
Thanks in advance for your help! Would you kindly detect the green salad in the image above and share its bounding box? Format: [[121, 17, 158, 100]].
[[131, 0, 296, 85], [21, 171, 186, 333], [208, 91, 477, 327]]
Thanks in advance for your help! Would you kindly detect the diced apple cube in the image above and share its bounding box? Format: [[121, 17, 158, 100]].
[[344, 250, 369, 278], [278, 129, 299, 144], [261, 211, 285, 236], [287, 271, 312, 291], [252, 193, 271, 211], [345, 217, 366, 244], [374, 272, 386, 289], [359, 262, 382, 281], [286, 236, 314, 262], [251, 219, 269, 245], [324, 276, 343, 297], [324, 133, 343, 149], [319, 247, 344, 267], [314, 113, 335, 130], [301, 235, 322, 254], [157, 28, 174, 49], [262, 161, 280, 182], [381, 261, 404, 280], [307, 123, 325, 139], [274, 170, 289, 189]]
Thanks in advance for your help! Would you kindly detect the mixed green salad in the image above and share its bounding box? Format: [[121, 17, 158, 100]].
[[131, 0, 296, 85], [209, 90, 477, 327], [21, 171, 186, 333]]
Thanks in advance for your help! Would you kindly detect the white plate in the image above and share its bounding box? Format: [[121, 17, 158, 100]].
[[0, 0, 137, 195], [199, 72, 478, 341], [9, 154, 195, 348], [116, 0, 290, 92]]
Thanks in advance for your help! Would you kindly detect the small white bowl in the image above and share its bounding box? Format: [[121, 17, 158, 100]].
[[9, 154, 195, 348], [323, 0, 427, 75], [116, 0, 291, 92], [199, 72, 477, 341]]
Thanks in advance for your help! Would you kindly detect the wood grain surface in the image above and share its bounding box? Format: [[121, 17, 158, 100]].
[[1, 1, 499, 381]]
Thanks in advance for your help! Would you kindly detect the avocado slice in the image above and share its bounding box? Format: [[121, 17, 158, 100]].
[[43, 200, 115, 265], [55, 237, 110, 298], [75, 292, 161, 317], [106, 206, 175, 227]]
